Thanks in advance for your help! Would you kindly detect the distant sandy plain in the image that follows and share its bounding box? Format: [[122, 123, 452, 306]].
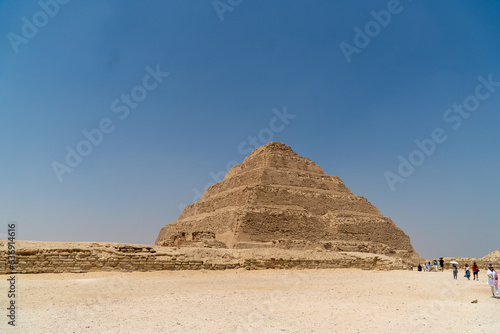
[[1, 268, 498, 334]]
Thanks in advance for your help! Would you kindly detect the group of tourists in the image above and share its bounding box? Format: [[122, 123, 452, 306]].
[[453, 262, 499, 298], [452, 262, 479, 280], [416, 257, 445, 272], [415, 259, 499, 298], [413, 257, 499, 298]]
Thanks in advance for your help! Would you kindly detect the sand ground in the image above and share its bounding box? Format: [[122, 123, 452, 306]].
[[0, 269, 498, 334]]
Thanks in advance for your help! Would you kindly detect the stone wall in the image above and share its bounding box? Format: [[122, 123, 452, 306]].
[[0, 241, 410, 275]]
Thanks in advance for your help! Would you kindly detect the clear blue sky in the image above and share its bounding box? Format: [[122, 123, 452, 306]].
[[1, 0, 499, 259]]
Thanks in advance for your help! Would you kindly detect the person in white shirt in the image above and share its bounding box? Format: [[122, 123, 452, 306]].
[[487, 264, 498, 298]]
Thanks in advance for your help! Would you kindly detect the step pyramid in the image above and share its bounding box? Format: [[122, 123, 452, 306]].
[[155, 142, 420, 260]]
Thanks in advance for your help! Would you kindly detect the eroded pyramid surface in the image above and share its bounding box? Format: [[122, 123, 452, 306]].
[[155, 142, 420, 260]]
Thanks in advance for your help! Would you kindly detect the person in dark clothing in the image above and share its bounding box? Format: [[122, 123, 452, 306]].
[[439, 257, 444, 272]]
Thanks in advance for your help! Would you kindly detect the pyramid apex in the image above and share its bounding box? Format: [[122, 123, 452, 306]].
[[260, 141, 292, 149], [251, 141, 294, 154], [224, 141, 324, 179]]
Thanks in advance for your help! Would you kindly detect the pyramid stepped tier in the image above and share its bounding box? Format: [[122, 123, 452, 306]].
[[179, 185, 378, 219], [155, 142, 421, 261], [223, 142, 326, 178], [201, 167, 354, 200]]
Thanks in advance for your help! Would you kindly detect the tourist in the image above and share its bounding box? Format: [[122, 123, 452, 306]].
[[495, 268, 499, 296], [487, 264, 498, 298], [472, 262, 479, 280], [418, 264, 422, 272], [453, 264, 458, 280], [428, 261, 432, 272], [433, 259, 438, 272], [439, 257, 444, 272], [464, 264, 471, 280]]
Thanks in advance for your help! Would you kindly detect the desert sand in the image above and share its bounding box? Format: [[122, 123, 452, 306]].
[[1, 268, 498, 334]]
